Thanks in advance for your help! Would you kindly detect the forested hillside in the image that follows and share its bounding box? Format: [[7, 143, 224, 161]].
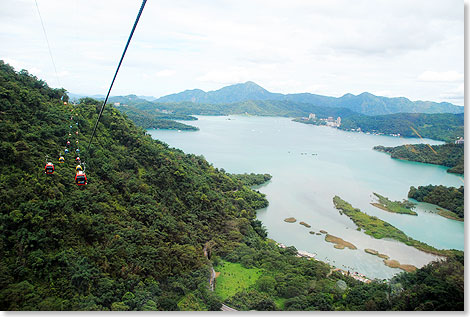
[[0, 61, 268, 310], [340, 112, 464, 142], [154, 81, 463, 116], [115, 105, 198, 130], [408, 185, 464, 220], [374, 143, 464, 174], [0, 61, 464, 311]]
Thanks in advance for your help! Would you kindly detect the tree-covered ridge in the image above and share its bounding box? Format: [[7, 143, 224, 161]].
[[229, 173, 272, 186], [0, 61, 464, 311], [143, 100, 357, 118], [340, 112, 464, 142], [0, 61, 268, 310], [408, 185, 464, 220], [115, 105, 198, 130], [154, 81, 463, 116], [374, 143, 464, 174]]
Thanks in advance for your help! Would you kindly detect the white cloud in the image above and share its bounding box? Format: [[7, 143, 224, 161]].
[[0, 0, 464, 106], [439, 84, 464, 100], [418, 71, 463, 82], [155, 69, 176, 77]]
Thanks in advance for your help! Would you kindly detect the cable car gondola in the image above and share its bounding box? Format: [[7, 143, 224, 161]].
[[66, 141, 71, 147], [59, 156, 65, 163], [45, 162, 55, 174], [75, 164, 83, 172], [75, 171, 87, 186]]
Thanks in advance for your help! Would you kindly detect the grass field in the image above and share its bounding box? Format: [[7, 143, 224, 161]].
[[214, 261, 262, 301]]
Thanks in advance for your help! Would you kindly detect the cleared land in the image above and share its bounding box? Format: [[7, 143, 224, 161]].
[[214, 261, 262, 301]]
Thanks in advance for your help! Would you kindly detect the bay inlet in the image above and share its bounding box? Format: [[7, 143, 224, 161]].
[[148, 115, 464, 280]]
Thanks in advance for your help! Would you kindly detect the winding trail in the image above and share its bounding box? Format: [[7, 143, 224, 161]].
[[204, 244, 238, 312]]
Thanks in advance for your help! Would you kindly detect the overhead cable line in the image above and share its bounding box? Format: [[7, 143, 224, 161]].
[[34, 0, 61, 87], [87, 0, 147, 155]]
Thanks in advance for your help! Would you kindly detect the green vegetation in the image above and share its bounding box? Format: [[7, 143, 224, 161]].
[[293, 118, 327, 126], [116, 105, 198, 130], [332, 196, 459, 257], [230, 173, 272, 186], [0, 61, 267, 311], [155, 81, 463, 116], [374, 143, 464, 174], [214, 261, 262, 301], [0, 61, 464, 311], [217, 238, 463, 311], [408, 185, 464, 220], [371, 193, 417, 215], [340, 112, 464, 142]]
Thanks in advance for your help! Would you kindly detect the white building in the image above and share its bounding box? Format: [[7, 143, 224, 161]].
[[455, 137, 464, 144], [308, 113, 316, 120]]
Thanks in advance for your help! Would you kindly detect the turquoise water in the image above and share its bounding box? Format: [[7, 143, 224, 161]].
[[148, 115, 464, 279]]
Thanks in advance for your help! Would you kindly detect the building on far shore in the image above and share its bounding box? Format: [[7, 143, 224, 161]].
[[308, 113, 316, 120], [455, 137, 464, 144]]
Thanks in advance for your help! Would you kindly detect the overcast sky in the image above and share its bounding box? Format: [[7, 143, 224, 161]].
[[0, 0, 465, 105]]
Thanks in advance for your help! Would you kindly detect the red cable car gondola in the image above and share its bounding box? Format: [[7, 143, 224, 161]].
[[45, 162, 55, 174], [75, 171, 87, 186]]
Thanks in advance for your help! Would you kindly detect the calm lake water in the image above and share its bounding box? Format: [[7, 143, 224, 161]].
[[148, 116, 464, 280]]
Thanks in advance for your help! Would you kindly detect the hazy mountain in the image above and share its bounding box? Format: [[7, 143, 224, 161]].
[[68, 93, 156, 103], [157, 81, 283, 104], [155, 82, 463, 116]]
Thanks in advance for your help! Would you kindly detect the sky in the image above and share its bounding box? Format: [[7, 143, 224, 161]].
[[0, 0, 465, 105]]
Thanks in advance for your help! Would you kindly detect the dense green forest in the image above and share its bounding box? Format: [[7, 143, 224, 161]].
[[133, 100, 357, 118], [230, 173, 272, 186], [408, 185, 464, 220], [0, 61, 267, 310], [0, 61, 464, 311], [374, 143, 464, 174], [115, 105, 198, 130], [340, 112, 464, 142]]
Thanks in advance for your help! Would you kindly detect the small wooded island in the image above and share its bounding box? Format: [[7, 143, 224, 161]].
[[374, 143, 464, 174], [408, 185, 464, 221], [371, 193, 417, 215], [332, 196, 461, 257]]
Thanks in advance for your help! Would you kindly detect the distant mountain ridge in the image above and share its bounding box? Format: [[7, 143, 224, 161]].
[[155, 81, 463, 116]]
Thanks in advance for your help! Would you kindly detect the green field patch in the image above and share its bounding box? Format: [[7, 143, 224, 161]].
[[214, 261, 263, 301]]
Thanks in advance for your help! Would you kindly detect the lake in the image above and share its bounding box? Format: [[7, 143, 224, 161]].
[[148, 115, 464, 280]]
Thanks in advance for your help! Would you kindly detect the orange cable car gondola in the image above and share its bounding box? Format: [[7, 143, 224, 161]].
[[59, 156, 65, 163]]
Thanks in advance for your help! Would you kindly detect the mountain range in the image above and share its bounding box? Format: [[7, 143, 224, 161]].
[[154, 81, 463, 116]]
